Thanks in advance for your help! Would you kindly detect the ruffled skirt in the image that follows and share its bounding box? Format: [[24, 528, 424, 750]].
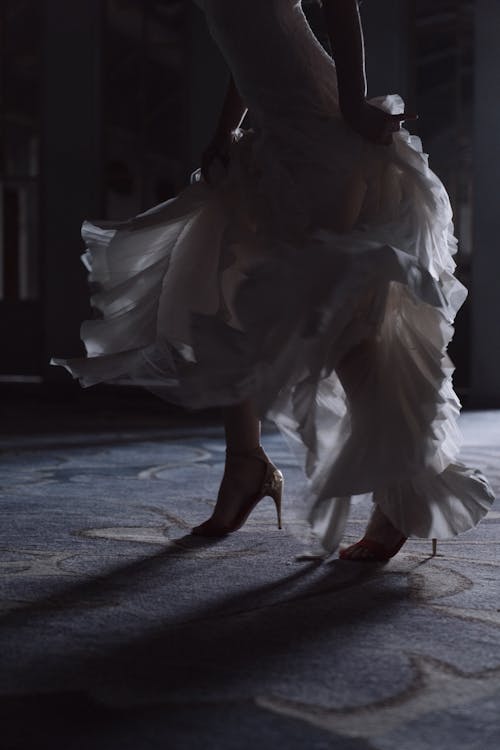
[[52, 95, 494, 552]]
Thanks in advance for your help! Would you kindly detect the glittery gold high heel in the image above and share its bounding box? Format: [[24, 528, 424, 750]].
[[191, 446, 284, 537]]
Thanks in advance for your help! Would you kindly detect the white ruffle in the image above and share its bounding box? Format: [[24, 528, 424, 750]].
[[51, 110, 494, 551], [52, 3, 494, 550]]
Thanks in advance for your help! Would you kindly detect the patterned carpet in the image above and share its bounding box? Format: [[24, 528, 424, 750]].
[[1, 401, 500, 749]]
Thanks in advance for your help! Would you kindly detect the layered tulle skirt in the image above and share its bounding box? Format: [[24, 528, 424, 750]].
[[52, 95, 494, 552]]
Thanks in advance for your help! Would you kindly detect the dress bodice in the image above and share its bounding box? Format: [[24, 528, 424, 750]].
[[192, 0, 338, 126]]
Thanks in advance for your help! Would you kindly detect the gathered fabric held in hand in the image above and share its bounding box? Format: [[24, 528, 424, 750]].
[[53, 0, 494, 552]]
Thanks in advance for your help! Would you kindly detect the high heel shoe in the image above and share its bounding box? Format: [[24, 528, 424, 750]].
[[339, 502, 438, 562], [191, 446, 284, 537], [339, 536, 438, 562], [339, 535, 407, 562]]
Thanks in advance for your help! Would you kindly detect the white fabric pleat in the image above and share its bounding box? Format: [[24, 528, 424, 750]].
[[52, 0, 494, 550]]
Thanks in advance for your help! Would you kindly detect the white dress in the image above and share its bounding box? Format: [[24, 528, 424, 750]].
[[53, 0, 494, 551]]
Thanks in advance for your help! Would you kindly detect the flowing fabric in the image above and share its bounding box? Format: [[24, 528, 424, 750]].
[[53, 0, 494, 552]]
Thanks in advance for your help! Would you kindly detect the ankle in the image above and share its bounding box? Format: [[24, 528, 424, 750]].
[[364, 504, 404, 542], [225, 444, 265, 461]]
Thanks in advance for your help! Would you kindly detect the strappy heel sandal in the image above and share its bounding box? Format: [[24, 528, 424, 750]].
[[191, 446, 284, 537]]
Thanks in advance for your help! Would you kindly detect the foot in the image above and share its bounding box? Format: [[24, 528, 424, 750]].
[[339, 504, 407, 561], [192, 447, 268, 536]]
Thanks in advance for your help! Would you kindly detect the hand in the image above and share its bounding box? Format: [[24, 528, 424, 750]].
[[342, 100, 418, 145], [201, 131, 233, 183]]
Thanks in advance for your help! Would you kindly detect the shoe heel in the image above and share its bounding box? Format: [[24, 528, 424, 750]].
[[432, 538, 437, 556], [266, 469, 284, 530], [193, 447, 284, 537], [272, 487, 283, 529]]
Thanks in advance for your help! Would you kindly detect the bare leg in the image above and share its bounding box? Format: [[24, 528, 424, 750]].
[[192, 400, 269, 532], [223, 400, 261, 454], [336, 339, 406, 560]]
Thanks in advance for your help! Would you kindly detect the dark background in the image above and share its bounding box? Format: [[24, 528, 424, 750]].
[[1, 0, 499, 419]]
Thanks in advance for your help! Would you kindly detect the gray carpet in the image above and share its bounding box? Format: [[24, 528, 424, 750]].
[[1, 405, 500, 749]]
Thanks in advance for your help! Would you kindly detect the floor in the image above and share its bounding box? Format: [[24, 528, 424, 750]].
[[1, 388, 500, 749]]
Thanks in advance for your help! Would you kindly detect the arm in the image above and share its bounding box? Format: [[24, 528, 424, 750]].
[[321, 0, 366, 117], [322, 0, 415, 144]]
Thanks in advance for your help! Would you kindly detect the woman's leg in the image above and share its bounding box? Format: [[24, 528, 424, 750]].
[[223, 400, 261, 454], [336, 339, 406, 559], [192, 399, 269, 531]]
